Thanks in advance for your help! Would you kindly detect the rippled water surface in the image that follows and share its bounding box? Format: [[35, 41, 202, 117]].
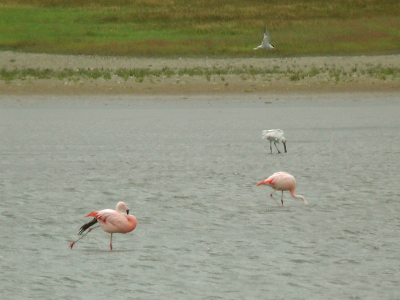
[[1, 93, 399, 300]]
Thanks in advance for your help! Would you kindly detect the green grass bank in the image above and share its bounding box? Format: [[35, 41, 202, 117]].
[[1, 0, 399, 57]]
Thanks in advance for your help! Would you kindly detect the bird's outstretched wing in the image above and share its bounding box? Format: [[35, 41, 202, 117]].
[[78, 218, 98, 235], [261, 28, 271, 46]]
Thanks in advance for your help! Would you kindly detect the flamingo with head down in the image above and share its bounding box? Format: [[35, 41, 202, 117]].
[[257, 172, 308, 206]]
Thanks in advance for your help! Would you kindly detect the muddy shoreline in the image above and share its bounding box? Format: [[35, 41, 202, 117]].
[[1, 51, 399, 95]]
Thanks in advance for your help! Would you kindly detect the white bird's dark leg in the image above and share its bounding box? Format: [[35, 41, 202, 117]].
[[274, 141, 281, 153], [110, 233, 113, 250], [269, 141, 273, 153], [281, 191, 284, 206], [70, 225, 100, 249]]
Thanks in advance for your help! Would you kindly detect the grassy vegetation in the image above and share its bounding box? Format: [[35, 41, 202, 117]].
[[1, 65, 399, 83], [0, 0, 399, 57]]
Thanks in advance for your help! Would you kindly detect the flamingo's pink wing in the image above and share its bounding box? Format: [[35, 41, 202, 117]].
[[86, 209, 129, 229], [258, 173, 281, 186], [265, 172, 285, 184]]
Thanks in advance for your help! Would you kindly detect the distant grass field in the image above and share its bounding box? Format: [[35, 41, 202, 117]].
[[0, 0, 399, 57]]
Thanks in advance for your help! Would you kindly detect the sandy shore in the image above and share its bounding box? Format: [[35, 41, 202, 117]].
[[1, 51, 399, 95]]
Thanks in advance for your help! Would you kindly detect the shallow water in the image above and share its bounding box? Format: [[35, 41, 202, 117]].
[[1, 93, 399, 300]]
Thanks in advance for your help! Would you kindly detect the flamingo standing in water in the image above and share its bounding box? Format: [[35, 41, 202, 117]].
[[70, 201, 137, 250], [262, 129, 287, 154], [257, 172, 308, 206]]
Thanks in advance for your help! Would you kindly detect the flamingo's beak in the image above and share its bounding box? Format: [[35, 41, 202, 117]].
[[126, 209, 130, 215], [283, 141, 287, 153]]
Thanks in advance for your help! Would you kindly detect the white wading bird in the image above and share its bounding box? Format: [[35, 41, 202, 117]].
[[253, 28, 275, 50], [262, 129, 287, 153]]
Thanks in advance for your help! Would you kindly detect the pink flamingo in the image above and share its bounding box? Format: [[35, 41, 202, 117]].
[[70, 201, 137, 250], [257, 172, 308, 206]]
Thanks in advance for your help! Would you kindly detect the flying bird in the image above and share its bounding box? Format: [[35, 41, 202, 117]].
[[257, 172, 308, 206], [70, 201, 137, 250], [262, 129, 287, 153], [253, 28, 275, 50]]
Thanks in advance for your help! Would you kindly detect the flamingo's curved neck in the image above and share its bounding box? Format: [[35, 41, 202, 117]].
[[290, 190, 308, 205]]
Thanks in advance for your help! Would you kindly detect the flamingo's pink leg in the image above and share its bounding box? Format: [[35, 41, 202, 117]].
[[70, 225, 100, 249]]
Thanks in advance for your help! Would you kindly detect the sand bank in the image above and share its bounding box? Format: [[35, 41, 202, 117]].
[[1, 51, 399, 95]]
